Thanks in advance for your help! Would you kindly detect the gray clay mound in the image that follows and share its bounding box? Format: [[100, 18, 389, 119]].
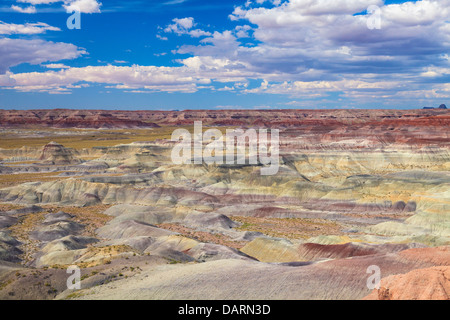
[[186, 243, 256, 262], [96, 236, 156, 252], [96, 220, 174, 240], [42, 235, 99, 253], [183, 212, 238, 230], [5, 205, 43, 215], [43, 211, 74, 223], [233, 231, 265, 242], [150, 248, 196, 263], [104, 204, 176, 225], [0, 232, 20, 246], [30, 221, 84, 242], [0, 241, 22, 263], [0, 215, 17, 229]]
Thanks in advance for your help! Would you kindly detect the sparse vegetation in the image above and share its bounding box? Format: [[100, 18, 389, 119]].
[[0, 172, 69, 189], [231, 216, 344, 240], [0, 127, 191, 150]]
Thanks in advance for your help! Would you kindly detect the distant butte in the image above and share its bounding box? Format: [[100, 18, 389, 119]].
[[424, 104, 447, 110]]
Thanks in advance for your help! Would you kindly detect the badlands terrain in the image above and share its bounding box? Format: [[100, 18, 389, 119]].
[[0, 108, 448, 300]]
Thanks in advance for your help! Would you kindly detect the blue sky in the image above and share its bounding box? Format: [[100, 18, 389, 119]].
[[0, 0, 449, 110]]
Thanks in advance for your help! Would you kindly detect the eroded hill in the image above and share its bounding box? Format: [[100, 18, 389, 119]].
[[0, 109, 448, 300]]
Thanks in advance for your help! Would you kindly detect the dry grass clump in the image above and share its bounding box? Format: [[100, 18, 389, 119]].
[[0, 127, 178, 150], [231, 216, 344, 240], [0, 203, 25, 211], [8, 210, 47, 263], [0, 126, 238, 150], [0, 172, 69, 189], [68, 245, 138, 269]]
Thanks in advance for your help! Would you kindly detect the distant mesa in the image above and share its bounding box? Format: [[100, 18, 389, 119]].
[[423, 104, 447, 109], [0, 108, 448, 129], [0, 109, 160, 129]]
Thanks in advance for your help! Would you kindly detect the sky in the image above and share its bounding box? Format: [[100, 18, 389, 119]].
[[0, 0, 449, 110]]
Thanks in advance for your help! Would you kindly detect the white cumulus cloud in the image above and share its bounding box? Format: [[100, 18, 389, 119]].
[[0, 21, 60, 34], [14, 0, 102, 14], [164, 17, 212, 38], [0, 38, 86, 74], [11, 5, 37, 13], [63, 0, 102, 13]]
